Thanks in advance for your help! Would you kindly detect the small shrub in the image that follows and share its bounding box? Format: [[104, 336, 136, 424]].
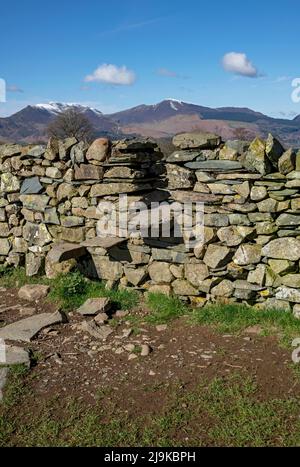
[[52, 271, 87, 297]]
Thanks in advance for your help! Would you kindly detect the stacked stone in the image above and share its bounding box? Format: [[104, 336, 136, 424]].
[[0, 136, 163, 276], [147, 132, 300, 315], [2, 131, 300, 316]]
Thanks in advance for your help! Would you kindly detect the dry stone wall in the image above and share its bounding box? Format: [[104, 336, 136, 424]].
[[1, 132, 300, 316]]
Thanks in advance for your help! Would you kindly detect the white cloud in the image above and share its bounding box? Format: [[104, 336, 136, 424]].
[[85, 64, 136, 85], [222, 52, 258, 78], [7, 84, 24, 93]]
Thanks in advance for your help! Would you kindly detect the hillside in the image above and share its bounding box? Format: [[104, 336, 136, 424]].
[[1, 99, 300, 145]]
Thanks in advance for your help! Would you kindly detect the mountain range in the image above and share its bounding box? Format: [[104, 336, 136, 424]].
[[1, 99, 300, 146]]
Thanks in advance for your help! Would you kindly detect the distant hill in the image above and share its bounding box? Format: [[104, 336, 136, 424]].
[[109, 99, 300, 146], [1, 99, 300, 146], [0, 103, 121, 143]]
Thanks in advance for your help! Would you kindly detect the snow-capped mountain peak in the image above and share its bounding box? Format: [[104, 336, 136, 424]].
[[33, 102, 103, 116]]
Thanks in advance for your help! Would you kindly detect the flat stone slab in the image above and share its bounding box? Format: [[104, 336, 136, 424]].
[[184, 161, 243, 171], [0, 311, 65, 343], [77, 298, 112, 316], [82, 237, 127, 250], [166, 150, 204, 163], [170, 190, 222, 204], [2, 345, 30, 366], [47, 242, 86, 263], [18, 284, 50, 302], [80, 320, 113, 340]]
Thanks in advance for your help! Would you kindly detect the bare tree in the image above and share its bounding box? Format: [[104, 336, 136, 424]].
[[47, 109, 95, 142]]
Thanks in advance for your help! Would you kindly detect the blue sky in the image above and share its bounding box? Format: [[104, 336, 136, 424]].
[[1, 0, 300, 117]]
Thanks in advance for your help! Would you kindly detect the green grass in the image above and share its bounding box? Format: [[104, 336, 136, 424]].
[[144, 293, 300, 344], [145, 293, 188, 324], [190, 303, 300, 345], [0, 373, 299, 447], [0, 267, 139, 312]]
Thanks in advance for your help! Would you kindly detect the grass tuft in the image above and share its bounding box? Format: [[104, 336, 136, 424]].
[[145, 293, 188, 324], [190, 303, 300, 344], [0, 267, 139, 312]]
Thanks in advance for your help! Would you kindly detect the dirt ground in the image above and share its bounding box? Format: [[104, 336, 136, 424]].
[[1, 287, 299, 417]]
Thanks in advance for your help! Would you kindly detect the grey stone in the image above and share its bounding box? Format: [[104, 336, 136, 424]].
[[211, 280, 234, 297], [141, 344, 152, 357], [20, 177, 43, 195], [147, 284, 171, 296], [77, 298, 112, 316], [257, 299, 291, 312], [61, 216, 84, 227], [2, 345, 30, 366], [204, 214, 229, 227], [172, 132, 221, 150], [25, 253, 43, 277], [171, 190, 222, 204], [45, 167, 62, 179], [80, 320, 113, 340], [228, 214, 251, 226], [1, 173, 20, 193], [278, 149, 296, 175], [44, 207, 60, 225], [124, 267, 148, 286], [0, 239, 11, 255], [276, 287, 300, 303], [44, 137, 59, 161], [70, 141, 88, 164], [243, 138, 271, 175], [276, 214, 300, 226], [18, 284, 50, 302], [265, 134, 285, 167], [23, 222, 52, 247], [91, 182, 151, 197], [233, 244, 262, 266], [281, 274, 300, 288], [172, 279, 199, 296], [185, 161, 243, 171], [250, 186, 267, 201], [257, 198, 278, 213], [0, 311, 64, 342], [166, 150, 203, 163], [20, 194, 49, 212], [58, 137, 77, 160], [149, 262, 173, 283], [26, 145, 45, 158], [184, 262, 209, 287], [217, 226, 254, 247], [75, 164, 104, 180], [151, 248, 187, 264], [262, 238, 300, 261], [93, 256, 123, 281], [166, 164, 195, 189], [203, 244, 231, 269]]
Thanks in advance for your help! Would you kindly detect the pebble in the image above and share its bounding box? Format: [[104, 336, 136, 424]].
[[128, 354, 138, 361], [124, 344, 135, 353], [141, 344, 152, 357], [156, 324, 168, 332], [122, 328, 133, 339]]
